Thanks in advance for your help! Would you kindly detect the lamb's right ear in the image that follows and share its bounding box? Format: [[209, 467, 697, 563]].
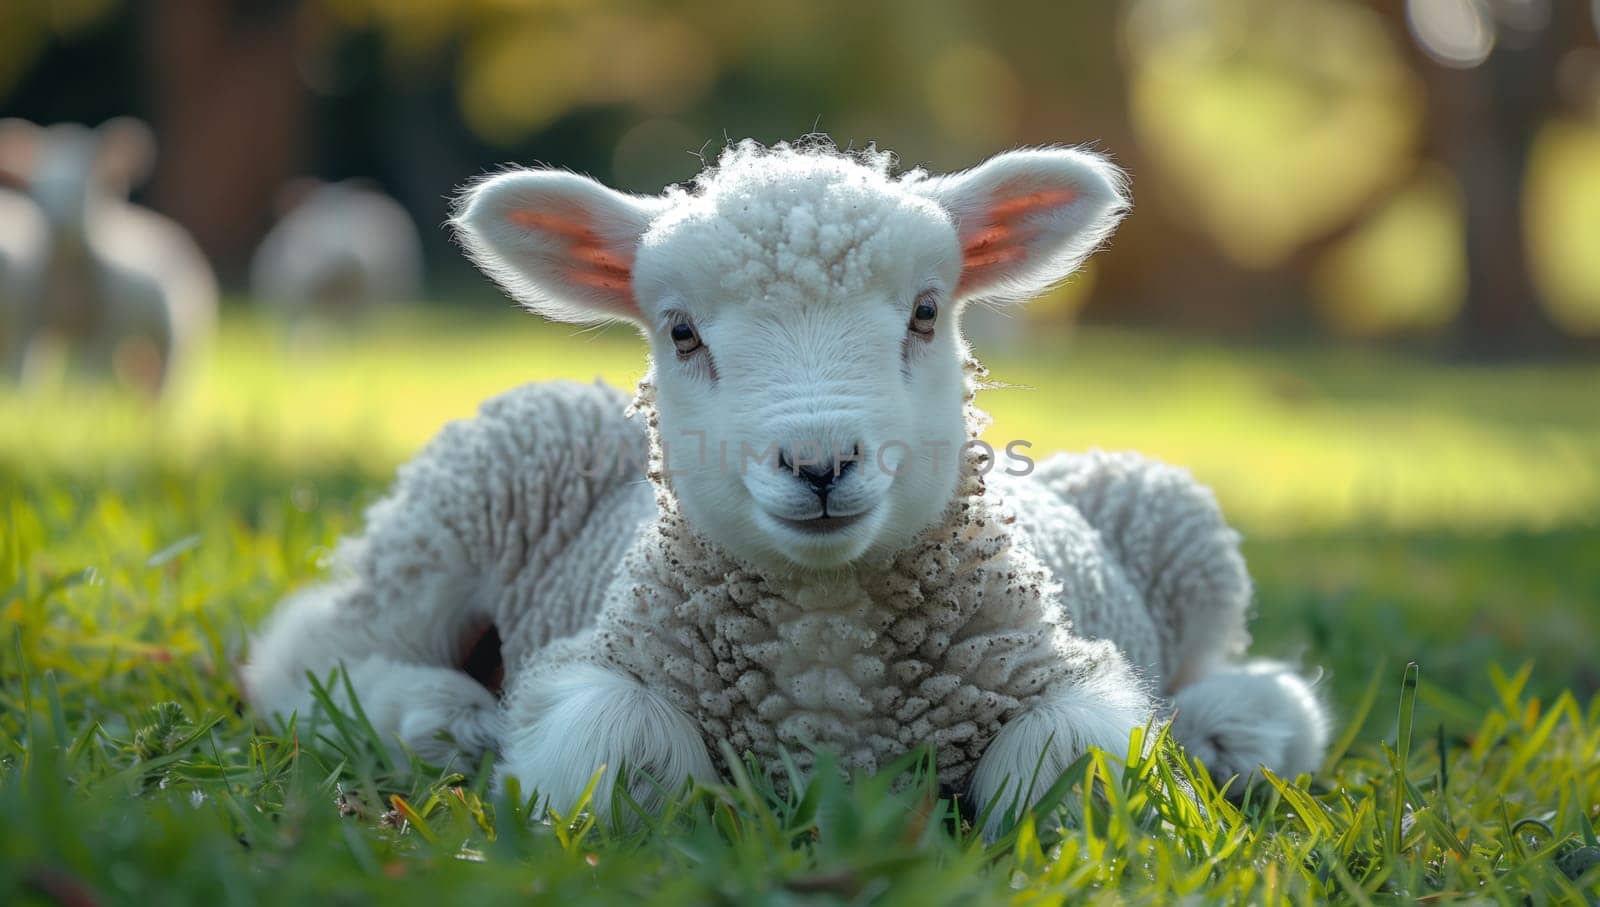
[[453, 169, 662, 325]]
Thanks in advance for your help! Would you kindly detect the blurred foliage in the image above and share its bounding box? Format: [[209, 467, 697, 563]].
[[1126, 0, 1424, 266], [0, 0, 115, 98], [1527, 117, 1600, 335], [1311, 165, 1466, 335]]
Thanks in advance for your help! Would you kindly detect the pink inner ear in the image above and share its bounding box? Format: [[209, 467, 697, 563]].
[[957, 187, 1080, 296], [507, 208, 636, 298]]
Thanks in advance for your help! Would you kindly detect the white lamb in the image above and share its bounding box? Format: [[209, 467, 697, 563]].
[[242, 140, 1328, 833], [0, 118, 216, 391], [250, 179, 425, 318]]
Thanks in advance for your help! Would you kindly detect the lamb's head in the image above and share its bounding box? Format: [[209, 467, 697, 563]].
[[0, 117, 154, 238], [455, 140, 1127, 572]]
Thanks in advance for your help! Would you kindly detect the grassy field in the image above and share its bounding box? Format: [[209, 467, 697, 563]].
[[2, 309, 1598, 904]]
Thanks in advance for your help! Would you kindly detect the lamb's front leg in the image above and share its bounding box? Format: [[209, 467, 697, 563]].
[[242, 583, 503, 768], [497, 658, 716, 820], [242, 380, 648, 772], [969, 642, 1151, 838]]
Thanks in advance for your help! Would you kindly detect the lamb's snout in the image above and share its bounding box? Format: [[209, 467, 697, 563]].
[[778, 442, 862, 508], [746, 433, 888, 550]]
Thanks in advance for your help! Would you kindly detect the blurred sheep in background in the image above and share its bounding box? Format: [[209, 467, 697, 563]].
[[249, 179, 424, 320], [0, 186, 47, 368], [0, 118, 217, 393]]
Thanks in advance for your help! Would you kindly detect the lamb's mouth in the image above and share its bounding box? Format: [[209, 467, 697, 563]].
[[773, 511, 868, 535]]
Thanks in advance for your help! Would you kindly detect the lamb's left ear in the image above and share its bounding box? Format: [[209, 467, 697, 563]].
[[916, 148, 1129, 303], [453, 169, 663, 325]]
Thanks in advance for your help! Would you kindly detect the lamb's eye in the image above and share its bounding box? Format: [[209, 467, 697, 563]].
[[670, 320, 702, 356], [909, 292, 938, 337]]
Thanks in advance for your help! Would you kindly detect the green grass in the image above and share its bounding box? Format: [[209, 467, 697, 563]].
[[2, 309, 1598, 904]]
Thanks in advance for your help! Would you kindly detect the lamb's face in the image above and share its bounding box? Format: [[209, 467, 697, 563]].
[[455, 141, 1128, 572], [631, 160, 968, 568]]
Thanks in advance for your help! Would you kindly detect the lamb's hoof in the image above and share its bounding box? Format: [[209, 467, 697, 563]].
[[1168, 662, 1329, 796], [1173, 725, 1286, 795], [396, 674, 505, 766]]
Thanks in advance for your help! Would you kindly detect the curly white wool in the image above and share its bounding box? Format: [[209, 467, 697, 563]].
[[644, 144, 913, 308]]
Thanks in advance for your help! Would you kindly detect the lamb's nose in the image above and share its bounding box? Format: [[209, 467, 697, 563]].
[[797, 459, 853, 493], [780, 446, 860, 500]]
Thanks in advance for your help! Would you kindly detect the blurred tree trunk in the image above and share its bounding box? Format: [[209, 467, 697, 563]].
[[1368, 1, 1575, 358], [142, 0, 308, 281], [1092, 1, 1589, 352], [1035, 3, 1293, 333], [1434, 12, 1564, 356]]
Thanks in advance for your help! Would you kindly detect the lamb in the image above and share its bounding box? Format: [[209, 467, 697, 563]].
[[250, 179, 425, 319], [0, 118, 216, 391], [242, 139, 1328, 834]]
